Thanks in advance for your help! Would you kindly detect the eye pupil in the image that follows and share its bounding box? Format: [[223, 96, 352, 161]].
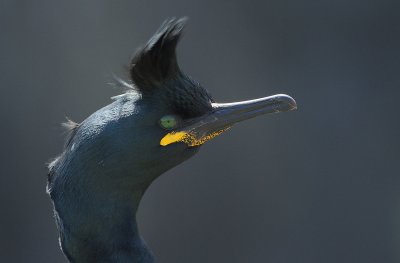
[[160, 115, 178, 130]]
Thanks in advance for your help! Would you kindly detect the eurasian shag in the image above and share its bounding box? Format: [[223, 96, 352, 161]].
[[47, 17, 297, 263]]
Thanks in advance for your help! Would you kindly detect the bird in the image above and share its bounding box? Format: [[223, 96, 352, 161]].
[[47, 17, 297, 263]]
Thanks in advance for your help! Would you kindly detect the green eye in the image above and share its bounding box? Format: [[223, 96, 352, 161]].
[[159, 115, 178, 130]]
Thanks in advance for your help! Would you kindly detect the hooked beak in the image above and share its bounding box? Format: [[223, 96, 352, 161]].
[[160, 94, 297, 147]]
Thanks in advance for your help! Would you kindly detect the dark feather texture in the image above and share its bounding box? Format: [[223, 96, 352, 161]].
[[130, 17, 187, 89]]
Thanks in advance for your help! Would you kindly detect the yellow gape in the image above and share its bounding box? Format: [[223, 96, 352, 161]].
[[160, 132, 187, 146], [160, 128, 231, 147]]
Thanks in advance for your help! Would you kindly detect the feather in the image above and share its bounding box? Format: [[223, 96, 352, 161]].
[[129, 17, 188, 90], [62, 117, 79, 147]]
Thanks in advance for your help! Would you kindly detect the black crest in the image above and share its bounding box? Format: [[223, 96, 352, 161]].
[[130, 17, 187, 89]]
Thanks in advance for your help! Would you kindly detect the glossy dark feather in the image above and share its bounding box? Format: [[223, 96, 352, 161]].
[[130, 17, 187, 90]]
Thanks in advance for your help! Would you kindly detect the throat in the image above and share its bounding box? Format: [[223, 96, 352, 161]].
[[48, 148, 170, 262], [53, 190, 155, 263], [61, 224, 154, 263]]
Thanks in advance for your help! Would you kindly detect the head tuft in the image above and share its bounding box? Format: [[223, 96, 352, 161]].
[[129, 17, 188, 90]]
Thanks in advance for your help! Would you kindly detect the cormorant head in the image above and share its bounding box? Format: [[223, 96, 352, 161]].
[[48, 17, 296, 207], [110, 17, 297, 179]]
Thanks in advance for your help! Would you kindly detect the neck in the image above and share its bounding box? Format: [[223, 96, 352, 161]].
[[48, 127, 186, 262], [51, 181, 156, 263]]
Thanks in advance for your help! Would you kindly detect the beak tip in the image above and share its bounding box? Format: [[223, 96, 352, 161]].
[[275, 94, 297, 111]]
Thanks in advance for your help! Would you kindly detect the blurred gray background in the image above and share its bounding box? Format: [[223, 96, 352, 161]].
[[1, 0, 399, 262]]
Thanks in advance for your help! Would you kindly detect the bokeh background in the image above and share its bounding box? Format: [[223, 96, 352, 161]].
[[1, 0, 399, 262]]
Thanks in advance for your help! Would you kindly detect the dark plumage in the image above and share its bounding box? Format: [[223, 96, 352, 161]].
[[129, 17, 212, 118], [47, 18, 296, 263], [130, 18, 185, 89]]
